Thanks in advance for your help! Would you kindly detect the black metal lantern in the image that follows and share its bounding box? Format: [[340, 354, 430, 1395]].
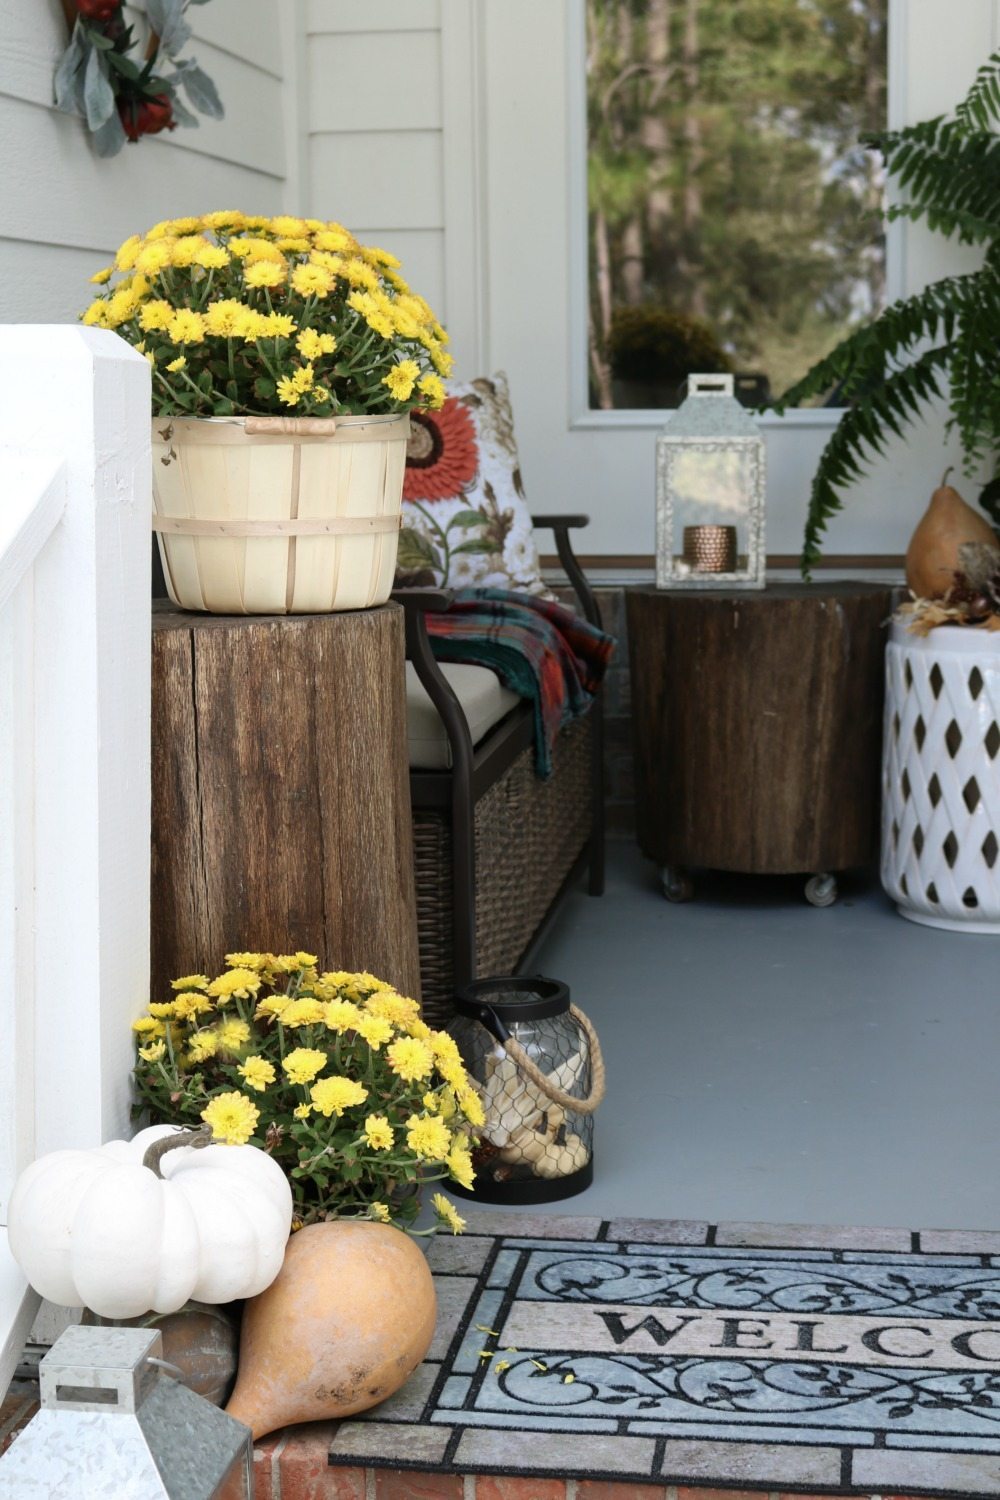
[[448, 977, 606, 1204]]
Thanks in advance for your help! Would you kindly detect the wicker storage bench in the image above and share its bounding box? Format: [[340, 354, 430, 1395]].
[[395, 516, 605, 1027]]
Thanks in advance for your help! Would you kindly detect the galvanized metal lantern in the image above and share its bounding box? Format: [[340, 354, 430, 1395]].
[[448, 977, 606, 1204], [655, 373, 766, 589], [0, 1325, 253, 1499]]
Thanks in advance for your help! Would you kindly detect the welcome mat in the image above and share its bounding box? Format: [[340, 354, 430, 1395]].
[[328, 1213, 1000, 1497]]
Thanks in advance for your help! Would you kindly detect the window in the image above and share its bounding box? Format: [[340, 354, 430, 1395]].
[[586, 0, 888, 411]]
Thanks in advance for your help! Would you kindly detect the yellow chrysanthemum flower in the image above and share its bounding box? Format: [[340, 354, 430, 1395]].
[[201, 1090, 260, 1146], [191, 243, 229, 269], [206, 967, 261, 1001], [431, 345, 456, 378], [171, 974, 209, 991], [239, 1055, 276, 1092], [224, 952, 271, 970], [147, 1001, 176, 1019], [432, 1193, 467, 1234], [314, 226, 356, 253], [258, 313, 296, 338], [255, 994, 290, 1021], [290, 263, 334, 298], [202, 210, 246, 231], [309, 251, 345, 276], [364, 991, 420, 1027], [367, 246, 402, 270], [276, 376, 300, 407], [276, 237, 311, 254], [343, 259, 379, 292], [166, 216, 202, 235], [387, 1036, 434, 1082], [447, 1139, 475, 1191], [115, 234, 142, 271], [168, 309, 207, 345], [271, 215, 309, 237], [139, 299, 174, 332], [418, 373, 446, 409], [383, 359, 420, 403], [296, 328, 336, 360], [244, 261, 287, 289], [405, 1113, 452, 1160], [283, 1047, 327, 1085], [347, 291, 394, 340], [172, 989, 210, 1020], [233, 308, 268, 341], [90, 266, 114, 284], [81, 301, 110, 327], [166, 356, 187, 373], [281, 998, 325, 1028], [273, 951, 318, 971], [216, 1017, 252, 1055], [354, 1013, 393, 1050], [169, 236, 208, 267], [105, 289, 140, 327], [135, 241, 174, 276], [229, 236, 284, 263], [138, 1039, 166, 1063], [204, 299, 247, 336], [363, 1114, 394, 1151], [458, 1087, 485, 1127], [293, 1104, 312, 1120], [406, 1017, 433, 1041], [291, 363, 315, 393], [310, 1075, 368, 1117], [323, 1000, 363, 1033], [132, 1016, 164, 1037], [370, 1202, 392, 1223], [186, 1029, 220, 1063]]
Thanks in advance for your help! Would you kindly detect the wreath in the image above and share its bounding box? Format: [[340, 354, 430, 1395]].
[[54, 0, 223, 156]]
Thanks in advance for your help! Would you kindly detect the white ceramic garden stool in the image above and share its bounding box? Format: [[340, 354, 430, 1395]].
[[882, 620, 1000, 932]]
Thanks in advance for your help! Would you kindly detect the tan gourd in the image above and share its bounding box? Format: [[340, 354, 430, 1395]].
[[226, 1220, 436, 1439], [906, 468, 997, 599]]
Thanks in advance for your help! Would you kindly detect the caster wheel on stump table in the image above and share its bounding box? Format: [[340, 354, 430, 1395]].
[[661, 867, 694, 903], [805, 873, 838, 908]]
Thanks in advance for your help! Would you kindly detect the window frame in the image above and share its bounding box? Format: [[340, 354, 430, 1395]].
[[566, 0, 905, 433]]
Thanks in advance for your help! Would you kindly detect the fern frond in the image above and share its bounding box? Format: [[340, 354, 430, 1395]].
[[956, 47, 1000, 134], [800, 346, 951, 576]]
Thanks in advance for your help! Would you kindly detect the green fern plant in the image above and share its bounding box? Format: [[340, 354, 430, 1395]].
[[777, 49, 1000, 575]]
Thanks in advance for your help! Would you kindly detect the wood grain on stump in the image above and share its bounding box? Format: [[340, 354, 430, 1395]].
[[151, 601, 421, 1001], [626, 583, 894, 874]]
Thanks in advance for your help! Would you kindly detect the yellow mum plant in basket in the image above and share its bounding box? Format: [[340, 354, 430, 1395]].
[[132, 954, 480, 1235], [82, 212, 453, 613], [83, 211, 450, 418]]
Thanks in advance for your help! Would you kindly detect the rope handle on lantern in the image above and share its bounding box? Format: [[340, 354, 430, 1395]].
[[477, 1005, 606, 1115]]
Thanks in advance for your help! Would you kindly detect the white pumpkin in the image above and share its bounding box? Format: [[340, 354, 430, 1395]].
[[7, 1124, 293, 1319]]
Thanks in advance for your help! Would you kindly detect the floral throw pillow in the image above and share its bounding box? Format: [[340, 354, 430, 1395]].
[[395, 372, 550, 595]]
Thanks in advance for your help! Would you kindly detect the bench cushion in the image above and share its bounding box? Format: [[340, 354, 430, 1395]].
[[406, 661, 521, 770]]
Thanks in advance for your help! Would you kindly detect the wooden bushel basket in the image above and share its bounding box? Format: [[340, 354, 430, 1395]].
[[151, 412, 410, 614]]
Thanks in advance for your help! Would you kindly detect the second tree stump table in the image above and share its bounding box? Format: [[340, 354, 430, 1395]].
[[151, 601, 421, 1000], [626, 582, 893, 905]]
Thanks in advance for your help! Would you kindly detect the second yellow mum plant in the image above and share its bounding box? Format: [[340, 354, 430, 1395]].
[[83, 211, 450, 419], [132, 954, 479, 1235]]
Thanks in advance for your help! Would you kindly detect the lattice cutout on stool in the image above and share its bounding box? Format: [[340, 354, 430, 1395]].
[[883, 643, 1000, 924]]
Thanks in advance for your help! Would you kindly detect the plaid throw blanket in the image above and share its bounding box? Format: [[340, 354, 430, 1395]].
[[424, 588, 616, 777]]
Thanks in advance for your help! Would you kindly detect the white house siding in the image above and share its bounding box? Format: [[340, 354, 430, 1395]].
[[0, 0, 295, 324], [305, 0, 448, 327]]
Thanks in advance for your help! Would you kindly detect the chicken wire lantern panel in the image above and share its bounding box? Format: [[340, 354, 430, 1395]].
[[655, 373, 766, 590], [448, 976, 604, 1205], [0, 1326, 253, 1499]]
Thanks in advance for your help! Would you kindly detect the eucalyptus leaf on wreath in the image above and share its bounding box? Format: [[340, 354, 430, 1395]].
[[53, 0, 223, 156], [775, 46, 1000, 575]]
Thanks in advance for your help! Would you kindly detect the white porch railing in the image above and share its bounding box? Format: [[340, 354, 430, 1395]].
[[0, 327, 152, 1393]]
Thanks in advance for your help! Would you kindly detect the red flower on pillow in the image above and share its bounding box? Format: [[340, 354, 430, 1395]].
[[404, 398, 478, 502]]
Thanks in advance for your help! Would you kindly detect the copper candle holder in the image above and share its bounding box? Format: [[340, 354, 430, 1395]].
[[683, 524, 737, 573]]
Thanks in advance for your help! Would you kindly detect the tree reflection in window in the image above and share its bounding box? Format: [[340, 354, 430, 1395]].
[[586, 0, 887, 410]]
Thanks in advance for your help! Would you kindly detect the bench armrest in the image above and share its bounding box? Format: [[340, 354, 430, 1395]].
[[530, 513, 601, 629], [391, 587, 474, 770]]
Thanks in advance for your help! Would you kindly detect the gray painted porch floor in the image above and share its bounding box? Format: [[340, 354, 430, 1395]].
[[464, 841, 1000, 1235]]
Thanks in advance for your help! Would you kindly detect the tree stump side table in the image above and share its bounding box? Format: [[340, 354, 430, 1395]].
[[626, 582, 894, 905], [151, 601, 421, 1000]]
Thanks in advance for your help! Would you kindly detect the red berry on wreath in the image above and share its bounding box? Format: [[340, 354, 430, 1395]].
[[76, 0, 123, 20], [118, 93, 176, 142]]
